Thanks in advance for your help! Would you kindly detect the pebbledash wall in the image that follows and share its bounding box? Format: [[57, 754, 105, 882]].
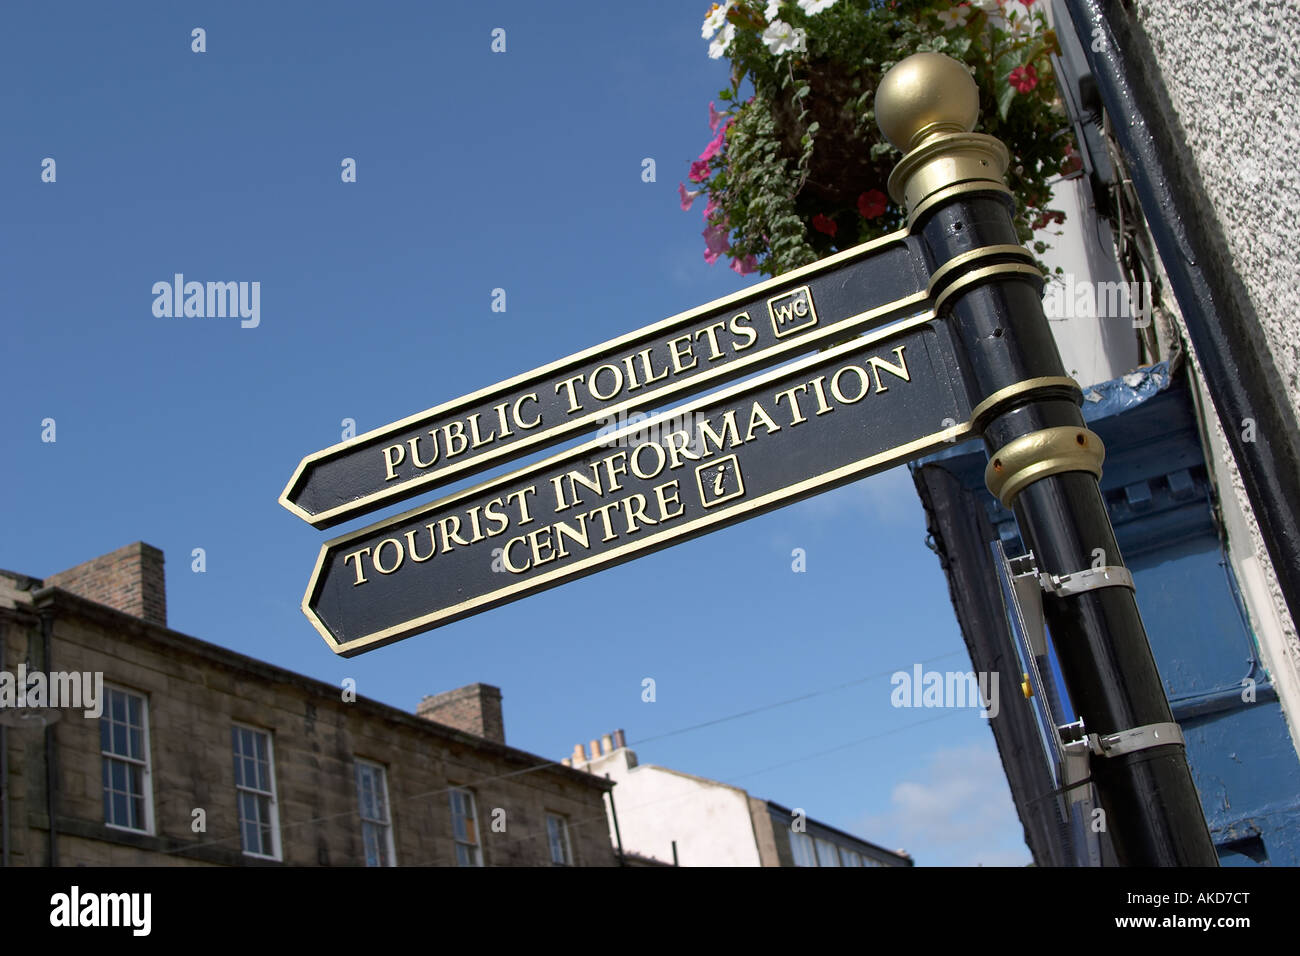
[[1117, 0, 1300, 751], [0, 542, 615, 867]]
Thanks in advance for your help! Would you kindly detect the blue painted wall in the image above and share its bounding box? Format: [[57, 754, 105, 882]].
[[920, 365, 1300, 865]]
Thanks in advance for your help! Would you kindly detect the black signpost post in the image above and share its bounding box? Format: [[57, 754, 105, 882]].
[[281, 52, 1218, 866]]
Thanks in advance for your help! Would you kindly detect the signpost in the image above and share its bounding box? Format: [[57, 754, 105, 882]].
[[281, 233, 932, 528], [280, 52, 1219, 866], [303, 316, 970, 656]]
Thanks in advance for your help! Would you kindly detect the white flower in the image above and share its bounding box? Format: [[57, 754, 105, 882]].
[[797, 0, 837, 14], [708, 22, 736, 59], [702, 2, 732, 40], [765, 0, 782, 19], [761, 19, 807, 56], [936, 7, 970, 28]]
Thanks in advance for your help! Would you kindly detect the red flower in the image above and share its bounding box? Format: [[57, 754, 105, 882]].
[[689, 158, 711, 183], [1008, 65, 1038, 94], [857, 189, 888, 220], [812, 213, 837, 237]]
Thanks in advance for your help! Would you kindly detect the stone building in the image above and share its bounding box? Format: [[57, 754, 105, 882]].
[[0, 542, 616, 867], [565, 731, 912, 867]]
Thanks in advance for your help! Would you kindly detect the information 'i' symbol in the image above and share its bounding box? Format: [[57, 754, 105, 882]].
[[713, 464, 727, 497]]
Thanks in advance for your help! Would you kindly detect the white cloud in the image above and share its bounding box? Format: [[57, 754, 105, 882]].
[[858, 742, 1033, 867]]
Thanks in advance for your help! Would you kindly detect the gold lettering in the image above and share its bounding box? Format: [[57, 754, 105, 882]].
[[729, 312, 757, 351], [587, 501, 621, 542], [743, 401, 781, 443], [601, 451, 629, 493], [589, 364, 623, 401], [493, 401, 514, 439], [437, 515, 471, 553], [694, 320, 728, 361], [467, 413, 496, 449], [555, 375, 586, 413], [343, 548, 371, 585], [373, 538, 404, 575], [505, 486, 537, 525], [667, 334, 698, 374], [464, 505, 487, 543], [808, 375, 833, 415], [773, 384, 810, 424], [405, 525, 437, 562], [382, 445, 405, 481], [483, 497, 510, 536], [664, 429, 702, 470], [697, 410, 742, 455], [442, 421, 469, 458], [636, 347, 671, 386], [502, 536, 530, 573], [831, 365, 870, 405], [868, 346, 910, 392], [554, 515, 591, 557], [631, 440, 667, 480], [527, 526, 557, 567], [561, 465, 603, 510], [514, 393, 542, 429], [654, 479, 685, 520], [622, 493, 657, 533], [407, 433, 438, 469]]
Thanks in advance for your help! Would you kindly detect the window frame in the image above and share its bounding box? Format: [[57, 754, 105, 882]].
[[99, 684, 155, 835], [231, 723, 282, 861], [354, 758, 397, 867], [448, 786, 483, 867], [545, 812, 573, 866]]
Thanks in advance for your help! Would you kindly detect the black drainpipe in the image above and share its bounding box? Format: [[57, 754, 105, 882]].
[[1063, 0, 1300, 627], [40, 606, 57, 867]]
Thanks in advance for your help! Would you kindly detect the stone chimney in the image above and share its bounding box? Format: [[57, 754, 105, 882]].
[[416, 683, 505, 744], [45, 542, 167, 627]]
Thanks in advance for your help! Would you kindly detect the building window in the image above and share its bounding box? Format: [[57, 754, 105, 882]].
[[355, 760, 396, 866], [790, 829, 817, 867], [546, 813, 573, 866], [839, 847, 863, 867], [100, 686, 153, 833], [449, 787, 482, 866], [815, 837, 841, 866], [232, 725, 280, 860]]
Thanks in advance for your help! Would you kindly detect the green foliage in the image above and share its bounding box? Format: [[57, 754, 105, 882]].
[[689, 0, 1073, 277]]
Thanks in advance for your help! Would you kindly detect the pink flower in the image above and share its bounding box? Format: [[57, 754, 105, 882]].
[[812, 213, 837, 237], [689, 158, 711, 183], [703, 223, 729, 255], [699, 128, 727, 163], [679, 182, 701, 211], [730, 254, 758, 275], [709, 101, 726, 132], [857, 189, 888, 219], [1008, 65, 1038, 94]]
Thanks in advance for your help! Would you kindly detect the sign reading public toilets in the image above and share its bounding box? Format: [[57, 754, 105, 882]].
[[303, 317, 972, 656], [280, 233, 931, 528]]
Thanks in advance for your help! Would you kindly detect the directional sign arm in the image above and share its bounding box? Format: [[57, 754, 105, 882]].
[[304, 314, 973, 656], [281, 231, 933, 528]]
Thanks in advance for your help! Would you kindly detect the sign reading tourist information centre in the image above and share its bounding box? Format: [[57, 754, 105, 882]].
[[300, 315, 972, 656]]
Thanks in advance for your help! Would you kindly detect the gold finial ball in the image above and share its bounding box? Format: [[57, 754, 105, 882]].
[[875, 52, 979, 153]]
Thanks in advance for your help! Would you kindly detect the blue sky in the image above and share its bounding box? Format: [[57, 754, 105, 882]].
[[1, 1, 1030, 866]]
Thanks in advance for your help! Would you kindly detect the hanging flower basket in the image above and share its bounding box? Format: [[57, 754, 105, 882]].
[[684, 0, 1074, 277]]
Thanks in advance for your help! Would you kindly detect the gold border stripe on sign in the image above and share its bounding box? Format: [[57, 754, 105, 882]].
[[302, 311, 970, 656], [281, 228, 932, 528]]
